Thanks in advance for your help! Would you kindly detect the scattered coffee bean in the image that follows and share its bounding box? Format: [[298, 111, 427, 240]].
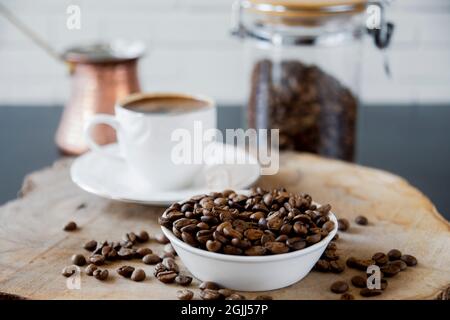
[[155, 233, 170, 244], [201, 289, 222, 300], [351, 275, 367, 288], [314, 259, 330, 272], [64, 221, 77, 231], [122, 232, 137, 244], [175, 275, 193, 286], [346, 257, 375, 271], [199, 281, 220, 290], [136, 247, 153, 258], [401, 254, 418, 267], [177, 289, 194, 300], [143, 254, 161, 265], [330, 281, 349, 294], [329, 260, 346, 273], [337, 218, 350, 231], [380, 263, 401, 277], [88, 254, 105, 266], [372, 252, 389, 266], [355, 215, 368, 225], [62, 266, 76, 277], [85, 264, 98, 276], [360, 288, 382, 297], [83, 240, 97, 252], [71, 254, 86, 266], [156, 270, 178, 283], [255, 295, 273, 300], [162, 257, 179, 273], [218, 289, 234, 298], [136, 230, 149, 243], [387, 249, 402, 261], [131, 269, 146, 282], [93, 269, 108, 281], [226, 293, 246, 300], [390, 260, 407, 271], [340, 293, 355, 300], [117, 248, 135, 260], [116, 265, 135, 278]]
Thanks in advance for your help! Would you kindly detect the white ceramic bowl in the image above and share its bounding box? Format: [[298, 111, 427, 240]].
[[161, 207, 337, 291]]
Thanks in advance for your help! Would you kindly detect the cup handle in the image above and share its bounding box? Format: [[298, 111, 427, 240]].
[[84, 114, 123, 160]]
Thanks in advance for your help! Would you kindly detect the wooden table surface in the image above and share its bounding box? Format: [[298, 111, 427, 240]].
[[0, 153, 449, 300]]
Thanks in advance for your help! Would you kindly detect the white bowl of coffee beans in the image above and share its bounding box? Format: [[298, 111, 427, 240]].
[[159, 188, 338, 291]]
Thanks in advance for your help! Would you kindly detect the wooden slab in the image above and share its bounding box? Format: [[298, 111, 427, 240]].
[[0, 153, 449, 300]]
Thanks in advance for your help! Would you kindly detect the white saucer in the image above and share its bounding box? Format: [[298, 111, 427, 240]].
[[70, 143, 261, 206]]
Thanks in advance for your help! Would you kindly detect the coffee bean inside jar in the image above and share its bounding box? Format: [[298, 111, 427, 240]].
[[248, 60, 358, 161], [159, 188, 336, 256]]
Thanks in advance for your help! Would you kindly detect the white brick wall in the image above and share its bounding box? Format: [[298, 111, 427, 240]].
[[0, 0, 449, 106]]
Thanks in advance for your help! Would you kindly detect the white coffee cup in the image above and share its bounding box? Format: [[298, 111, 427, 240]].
[[84, 92, 216, 190]]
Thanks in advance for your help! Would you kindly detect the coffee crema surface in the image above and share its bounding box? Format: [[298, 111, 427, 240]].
[[125, 97, 210, 114]]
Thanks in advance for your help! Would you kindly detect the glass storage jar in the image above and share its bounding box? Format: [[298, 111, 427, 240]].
[[232, 0, 392, 161]]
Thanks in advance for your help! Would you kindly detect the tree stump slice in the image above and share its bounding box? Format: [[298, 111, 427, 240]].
[[0, 153, 449, 300]]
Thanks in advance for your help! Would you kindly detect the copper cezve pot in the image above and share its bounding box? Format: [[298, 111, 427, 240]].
[[55, 42, 144, 155]]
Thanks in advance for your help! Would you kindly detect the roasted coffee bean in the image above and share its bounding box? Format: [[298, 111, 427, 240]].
[[223, 227, 243, 239], [117, 248, 135, 260], [177, 289, 194, 300], [306, 233, 321, 245], [286, 237, 306, 250], [175, 275, 193, 286], [101, 245, 116, 259], [218, 289, 234, 297], [226, 293, 246, 300], [380, 264, 401, 277], [355, 215, 368, 225], [85, 264, 98, 276], [323, 249, 339, 261], [231, 238, 251, 249], [181, 232, 197, 247], [156, 270, 178, 283], [387, 249, 402, 261], [351, 275, 367, 288], [162, 257, 179, 273], [153, 263, 167, 276], [199, 281, 220, 290], [314, 259, 330, 272], [155, 233, 170, 244], [93, 269, 108, 281], [360, 288, 383, 297], [122, 232, 137, 244], [346, 257, 375, 271], [372, 252, 389, 266], [330, 281, 349, 294], [340, 293, 355, 300], [88, 254, 105, 266], [244, 228, 264, 241], [206, 240, 222, 252], [401, 254, 418, 266], [62, 266, 76, 277], [162, 252, 175, 259], [64, 221, 77, 231], [135, 247, 152, 258], [136, 230, 150, 243], [264, 241, 289, 254], [255, 295, 273, 300], [71, 254, 86, 266], [327, 241, 337, 251], [390, 260, 407, 271], [322, 221, 335, 232], [120, 240, 134, 249], [223, 245, 243, 255], [83, 240, 97, 252], [337, 218, 350, 231], [333, 234, 339, 241], [293, 222, 308, 236], [381, 278, 388, 290], [117, 265, 135, 278], [201, 289, 222, 300], [245, 246, 266, 256], [275, 234, 289, 242], [143, 254, 161, 265], [329, 260, 345, 273], [131, 269, 146, 282]]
